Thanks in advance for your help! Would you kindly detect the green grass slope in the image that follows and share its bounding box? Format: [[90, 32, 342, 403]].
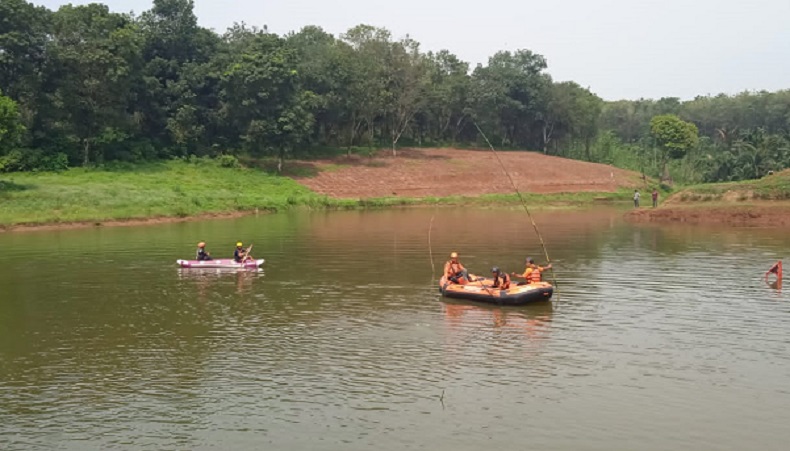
[[0, 158, 635, 228], [668, 170, 790, 204]]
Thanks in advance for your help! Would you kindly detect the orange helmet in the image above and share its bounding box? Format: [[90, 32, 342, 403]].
[[198, 242, 206, 248]]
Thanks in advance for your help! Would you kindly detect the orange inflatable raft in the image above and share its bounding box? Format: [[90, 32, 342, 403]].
[[439, 275, 553, 306]]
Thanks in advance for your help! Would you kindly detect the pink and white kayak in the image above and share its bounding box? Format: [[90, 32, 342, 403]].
[[176, 258, 264, 269]]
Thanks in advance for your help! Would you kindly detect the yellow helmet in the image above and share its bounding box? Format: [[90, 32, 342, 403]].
[[236, 242, 243, 247], [450, 252, 458, 258]]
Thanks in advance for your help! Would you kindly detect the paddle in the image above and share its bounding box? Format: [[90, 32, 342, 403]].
[[469, 273, 499, 296], [240, 244, 253, 263]]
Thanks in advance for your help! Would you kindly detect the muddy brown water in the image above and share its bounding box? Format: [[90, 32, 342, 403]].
[[1, 208, 789, 450]]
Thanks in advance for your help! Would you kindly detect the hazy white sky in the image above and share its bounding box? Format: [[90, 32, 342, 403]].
[[36, 0, 790, 100]]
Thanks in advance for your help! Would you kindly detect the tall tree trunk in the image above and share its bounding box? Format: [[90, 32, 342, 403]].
[[542, 122, 554, 155], [82, 139, 91, 166], [452, 115, 465, 144], [584, 137, 591, 161], [440, 114, 452, 138], [365, 116, 375, 145], [348, 115, 368, 157], [391, 112, 414, 157]]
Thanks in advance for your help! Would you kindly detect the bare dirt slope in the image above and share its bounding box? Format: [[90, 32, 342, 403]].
[[627, 203, 790, 227], [291, 148, 641, 198]]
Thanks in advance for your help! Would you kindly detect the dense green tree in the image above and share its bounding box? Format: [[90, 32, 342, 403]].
[[46, 4, 143, 164], [0, 0, 51, 128], [340, 25, 391, 148], [220, 33, 315, 171], [650, 114, 699, 181], [541, 81, 602, 157], [0, 89, 25, 153], [135, 0, 220, 153], [418, 50, 470, 144], [470, 50, 550, 149], [384, 36, 430, 155], [286, 26, 355, 149]]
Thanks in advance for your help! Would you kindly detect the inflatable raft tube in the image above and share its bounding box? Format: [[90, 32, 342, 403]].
[[439, 275, 553, 306]]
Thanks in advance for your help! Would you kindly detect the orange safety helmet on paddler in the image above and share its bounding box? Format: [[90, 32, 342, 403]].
[[198, 242, 206, 248]]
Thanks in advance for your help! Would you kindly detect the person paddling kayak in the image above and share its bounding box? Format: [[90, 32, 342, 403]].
[[196, 242, 212, 261], [233, 242, 251, 263]]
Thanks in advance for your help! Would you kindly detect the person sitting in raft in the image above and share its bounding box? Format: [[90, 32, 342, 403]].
[[512, 257, 552, 285], [233, 242, 250, 263], [491, 267, 511, 289], [444, 252, 470, 284], [196, 242, 212, 261]]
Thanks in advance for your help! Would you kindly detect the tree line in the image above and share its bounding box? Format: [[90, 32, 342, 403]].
[[600, 92, 790, 183], [1, 0, 788, 183]]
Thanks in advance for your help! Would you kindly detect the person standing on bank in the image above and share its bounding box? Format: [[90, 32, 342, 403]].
[[633, 189, 640, 208], [652, 189, 659, 208]]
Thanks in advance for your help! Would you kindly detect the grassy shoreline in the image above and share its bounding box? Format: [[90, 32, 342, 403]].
[[1, 159, 632, 231], [657, 169, 790, 202]]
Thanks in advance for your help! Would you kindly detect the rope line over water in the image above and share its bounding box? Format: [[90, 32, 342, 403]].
[[473, 121, 558, 292], [428, 214, 436, 281]]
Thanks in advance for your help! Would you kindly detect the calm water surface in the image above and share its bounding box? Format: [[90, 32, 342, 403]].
[[1, 208, 789, 450]]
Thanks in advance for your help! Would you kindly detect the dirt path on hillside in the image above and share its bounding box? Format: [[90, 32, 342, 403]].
[[291, 148, 642, 198]]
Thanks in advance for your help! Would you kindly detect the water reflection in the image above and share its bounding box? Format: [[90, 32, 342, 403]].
[[766, 278, 782, 292], [441, 300, 554, 362], [442, 300, 553, 333], [177, 267, 263, 296]]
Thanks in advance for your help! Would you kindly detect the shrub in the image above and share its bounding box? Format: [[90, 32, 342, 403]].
[[43, 152, 69, 172], [0, 149, 69, 172], [0, 150, 23, 172], [217, 154, 241, 168]]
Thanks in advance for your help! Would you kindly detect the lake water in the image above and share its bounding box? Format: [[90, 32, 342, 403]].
[[1, 208, 789, 450]]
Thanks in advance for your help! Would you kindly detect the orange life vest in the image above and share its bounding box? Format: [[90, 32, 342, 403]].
[[528, 267, 542, 283]]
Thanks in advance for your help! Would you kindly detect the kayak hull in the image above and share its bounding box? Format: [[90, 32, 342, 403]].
[[439, 275, 553, 306], [176, 259, 264, 269]]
